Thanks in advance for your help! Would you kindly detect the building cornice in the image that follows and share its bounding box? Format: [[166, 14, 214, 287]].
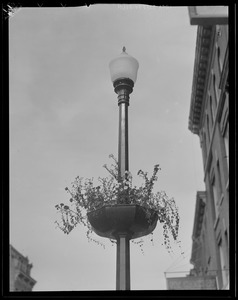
[[188, 26, 214, 135]]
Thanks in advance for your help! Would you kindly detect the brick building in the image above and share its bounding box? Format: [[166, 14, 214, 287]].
[[188, 23, 229, 290], [10, 245, 37, 291]]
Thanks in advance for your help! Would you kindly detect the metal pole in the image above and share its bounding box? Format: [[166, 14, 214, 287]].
[[114, 78, 134, 290], [116, 233, 130, 290], [118, 93, 129, 182]]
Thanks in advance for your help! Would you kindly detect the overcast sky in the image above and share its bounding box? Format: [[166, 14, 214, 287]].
[[9, 5, 205, 291]]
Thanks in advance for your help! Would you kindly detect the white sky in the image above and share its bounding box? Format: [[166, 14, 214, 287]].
[[9, 4, 205, 291]]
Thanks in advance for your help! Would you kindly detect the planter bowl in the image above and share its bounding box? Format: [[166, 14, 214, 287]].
[[87, 204, 158, 240]]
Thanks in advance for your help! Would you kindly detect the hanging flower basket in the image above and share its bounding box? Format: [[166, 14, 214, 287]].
[[87, 204, 158, 240], [55, 154, 180, 252]]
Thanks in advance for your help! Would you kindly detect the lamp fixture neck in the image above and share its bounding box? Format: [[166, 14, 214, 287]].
[[113, 78, 134, 96]]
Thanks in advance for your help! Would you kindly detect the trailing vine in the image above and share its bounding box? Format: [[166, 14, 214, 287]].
[[55, 154, 180, 253]]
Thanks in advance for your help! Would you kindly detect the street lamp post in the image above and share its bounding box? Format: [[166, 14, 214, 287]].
[[109, 47, 139, 183], [87, 48, 158, 291], [109, 47, 139, 290]]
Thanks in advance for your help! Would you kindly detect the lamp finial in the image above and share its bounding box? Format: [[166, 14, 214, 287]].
[[122, 46, 126, 52]]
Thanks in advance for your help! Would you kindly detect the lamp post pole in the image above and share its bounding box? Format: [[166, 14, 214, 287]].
[[109, 47, 139, 290], [88, 48, 158, 291], [113, 77, 134, 290]]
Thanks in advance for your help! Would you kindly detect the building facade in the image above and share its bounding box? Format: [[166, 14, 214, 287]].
[[188, 24, 229, 290], [10, 245, 37, 291], [190, 191, 219, 287]]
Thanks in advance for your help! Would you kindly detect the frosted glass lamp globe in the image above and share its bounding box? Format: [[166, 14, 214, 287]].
[[109, 47, 139, 84]]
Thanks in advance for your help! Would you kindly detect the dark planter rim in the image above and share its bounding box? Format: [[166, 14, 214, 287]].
[[87, 203, 158, 240]]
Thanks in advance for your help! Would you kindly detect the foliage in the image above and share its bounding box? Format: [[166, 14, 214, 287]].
[[55, 154, 180, 253]]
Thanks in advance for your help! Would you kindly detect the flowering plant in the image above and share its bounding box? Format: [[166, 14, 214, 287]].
[[55, 154, 180, 252]]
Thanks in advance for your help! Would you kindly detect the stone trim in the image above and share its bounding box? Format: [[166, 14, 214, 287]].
[[189, 25, 214, 135]]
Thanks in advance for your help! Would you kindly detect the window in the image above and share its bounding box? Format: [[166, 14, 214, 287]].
[[218, 238, 228, 289], [202, 132, 207, 163], [216, 160, 223, 198], [224, 123, 229, 172], [207, 115, 210, 142], [217, 46, 223, 75], [202, 231, 207, 266], [20, 262, 27, 273], [211, 176, 219, 219], [213, 73, 219, 105], [210, 95, 215, 124], [224, 230, 229, 274], [224, 229, 229, 254], [208, 256, 211, 265]]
